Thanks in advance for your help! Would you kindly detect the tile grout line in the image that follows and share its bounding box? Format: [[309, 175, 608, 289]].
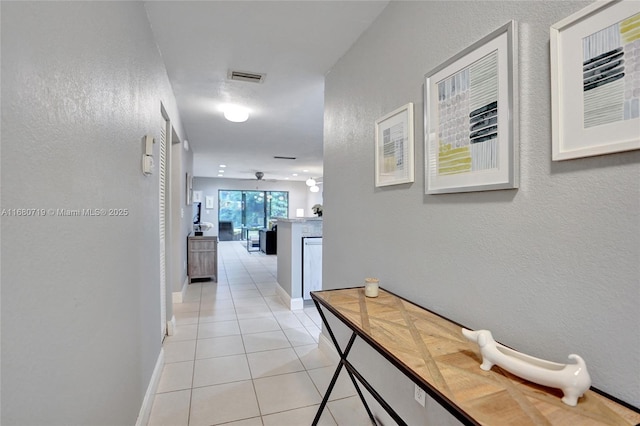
[[158, 241, 343, 425], [187, 278, 204, 426]]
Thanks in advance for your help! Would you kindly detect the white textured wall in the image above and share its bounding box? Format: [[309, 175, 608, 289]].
[[1, 2, 186, 424], [323, 1, 640, 422]]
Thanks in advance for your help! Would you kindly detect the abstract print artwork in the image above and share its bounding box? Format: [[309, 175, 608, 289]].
[[582, 12, 640, 128], [437, 51, 498, 176], [551, 1, 640, 161], [425, 21, 518, 194], [383, 121, 405, 172], [375, 103, 415, 187]]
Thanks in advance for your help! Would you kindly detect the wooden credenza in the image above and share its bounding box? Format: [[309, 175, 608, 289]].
[[187, 235, 217, 283]]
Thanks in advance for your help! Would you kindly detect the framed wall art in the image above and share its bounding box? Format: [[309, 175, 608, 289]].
[[551, 0, 640, 161], [374, 102, 415, 187], [186, 173, 193, 205], [205, 195, 214, 209], [424, 21, 518, 194]]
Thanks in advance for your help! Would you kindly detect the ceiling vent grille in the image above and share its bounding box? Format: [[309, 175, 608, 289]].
[[228, 70, 266, 84]]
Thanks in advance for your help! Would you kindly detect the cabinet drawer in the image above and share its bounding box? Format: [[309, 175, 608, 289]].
[[190, 240, 216, 251]]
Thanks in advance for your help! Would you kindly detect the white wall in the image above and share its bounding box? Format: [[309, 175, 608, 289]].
[[323, 1, 640, 423], [193, 177, 320, 227], [1, 2, 187, 424]]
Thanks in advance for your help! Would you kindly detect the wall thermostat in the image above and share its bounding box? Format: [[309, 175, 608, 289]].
[[142, 155, 154, 176], [142, 134, 155, 176]]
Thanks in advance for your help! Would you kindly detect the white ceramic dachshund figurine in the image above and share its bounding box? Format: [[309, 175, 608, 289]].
[[462, 328, 591, 406]]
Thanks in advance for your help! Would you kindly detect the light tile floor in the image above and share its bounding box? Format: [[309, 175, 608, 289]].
[[148, 241, 370, 426]]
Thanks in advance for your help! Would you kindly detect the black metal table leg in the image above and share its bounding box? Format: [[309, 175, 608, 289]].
[[311, 299, 407, 426], [312, 300, 377, 425]]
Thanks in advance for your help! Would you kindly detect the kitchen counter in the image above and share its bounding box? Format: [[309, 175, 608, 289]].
[[276, 218, 323, 309]]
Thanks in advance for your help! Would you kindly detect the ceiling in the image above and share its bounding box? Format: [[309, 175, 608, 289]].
[[145, 1, 389, 182]]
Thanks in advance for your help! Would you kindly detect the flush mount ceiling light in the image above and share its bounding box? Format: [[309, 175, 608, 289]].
[[310, 185, 320, 193], [223, 105, 249, 123], [306, 178, 316, 187]]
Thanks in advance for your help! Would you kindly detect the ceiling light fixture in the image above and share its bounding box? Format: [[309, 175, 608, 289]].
[[219, 164, 227, 168], [310, 185, 320, 193], [223, 105, 249, 123], [306, 178, 316, 187]]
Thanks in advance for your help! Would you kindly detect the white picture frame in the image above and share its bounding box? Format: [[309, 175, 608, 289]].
[[424, 21, 519, 194], [551, 0, 640, 161], [186, 173, 193, 205], [374, 103, 415, 187]]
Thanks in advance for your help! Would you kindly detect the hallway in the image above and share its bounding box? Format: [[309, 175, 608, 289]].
[[148, 241, 369, 425]]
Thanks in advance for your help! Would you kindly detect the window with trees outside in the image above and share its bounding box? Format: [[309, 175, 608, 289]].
[[218, 190, 288, 239]]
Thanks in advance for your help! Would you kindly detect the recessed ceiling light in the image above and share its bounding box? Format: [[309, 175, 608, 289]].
[[303, 169, 309, 173], [218, 170, 225, 173], [292, 173, 298, 177], [217, 174, 223, 177], [223, 105, 249, 123], [219, 164, 227, 168]]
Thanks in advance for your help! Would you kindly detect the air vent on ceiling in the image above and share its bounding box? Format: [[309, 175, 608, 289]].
[[228, 69, 266, 84], [274, 156, 297, 160]]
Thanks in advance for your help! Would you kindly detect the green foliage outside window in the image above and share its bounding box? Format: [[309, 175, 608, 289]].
[[218, 190, 288, 236]]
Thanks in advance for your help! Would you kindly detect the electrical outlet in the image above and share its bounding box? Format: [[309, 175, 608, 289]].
[[414, 384, 426, 407]]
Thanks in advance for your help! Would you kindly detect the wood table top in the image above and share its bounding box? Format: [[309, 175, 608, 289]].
[[312, 287, 640, 426]]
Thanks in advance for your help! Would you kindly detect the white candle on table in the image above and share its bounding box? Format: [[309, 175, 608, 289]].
[[364, 278, 379, 297]]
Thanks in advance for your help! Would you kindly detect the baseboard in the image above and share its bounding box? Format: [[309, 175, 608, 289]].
[[318, 331, 340, 364], [276, 283, 304, 311], [290, 297, 304, 310], [172, 276, 189, 304], [135, 348, 164, 426], [166, 315, 176, 336]]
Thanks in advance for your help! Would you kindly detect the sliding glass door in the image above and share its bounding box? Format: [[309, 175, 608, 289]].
[[218, 190, 288, 239], [266, 192, 288, 224]]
